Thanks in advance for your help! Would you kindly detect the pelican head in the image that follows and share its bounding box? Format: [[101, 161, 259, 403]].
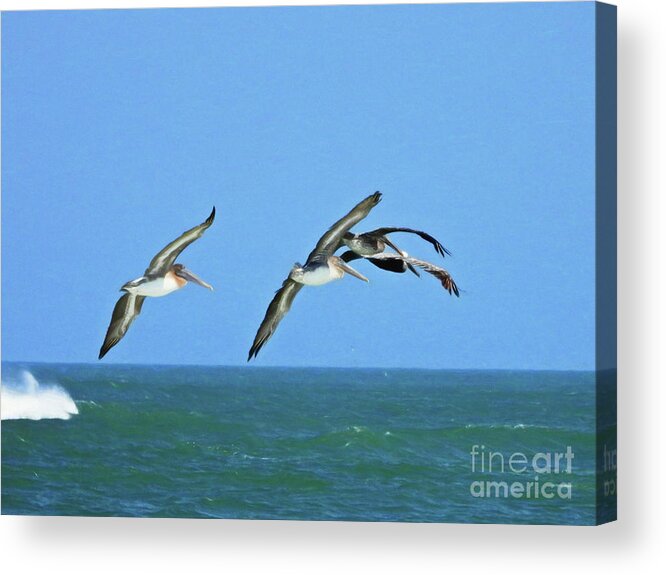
[[330, 256, 369, 282], [172, 263, 214, 290]]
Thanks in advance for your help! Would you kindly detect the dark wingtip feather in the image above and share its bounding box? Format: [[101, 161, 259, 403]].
[[451, 280, 460, 297], [99, 335, 121, 360], [98, 342, 111, 360], [247, 341, 262, 362], [438, 274, 460, 297], [206, 206, 216, 225], [407, 263, 420, 277], [439, 244, 453, 257], [433, 240, 452, 258]]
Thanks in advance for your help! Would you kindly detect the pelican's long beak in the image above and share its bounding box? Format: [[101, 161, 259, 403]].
[[177, 267, 214, 290], [336, 260, 369, 283]]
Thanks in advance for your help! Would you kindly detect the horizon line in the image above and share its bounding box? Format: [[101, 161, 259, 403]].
[[0, 358, 605, 374]]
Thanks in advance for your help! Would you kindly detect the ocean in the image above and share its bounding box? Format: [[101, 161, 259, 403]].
[[1, 362, 603, 524]]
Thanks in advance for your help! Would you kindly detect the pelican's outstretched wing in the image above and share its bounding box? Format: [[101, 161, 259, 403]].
[[365, 227, 451, 257], [306, 192, 382, 262], [99, 293, 146, 359], [145, 207, 216, 277], [248, 278, 304, 361], [340, 249, 417, 275], [369, 253, 460, 296]]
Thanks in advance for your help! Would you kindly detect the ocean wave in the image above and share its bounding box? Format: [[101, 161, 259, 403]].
[[464, 423, 536, 430], [1, 370, 79, 421]]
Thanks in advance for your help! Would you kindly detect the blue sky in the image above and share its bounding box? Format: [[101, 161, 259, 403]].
[[2, 3, 597, 369]]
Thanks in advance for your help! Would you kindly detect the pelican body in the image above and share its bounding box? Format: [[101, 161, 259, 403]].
[[247, 192, 382, 361], [341, 227, 450, 259], [340, 227, 451, 276], [338, 225, 459, 294], [341, 233, 386, 257], [98, 208, 215, 359], [123, 271, 185, 297], [290, 255, 368, 286], [121, 263, 211, 297]]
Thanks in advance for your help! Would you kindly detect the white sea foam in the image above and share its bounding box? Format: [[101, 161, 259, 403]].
[[1, 370, 79, 421]]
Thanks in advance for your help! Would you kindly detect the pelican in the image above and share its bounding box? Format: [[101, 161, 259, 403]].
[[247, 192, 382, 361], [353, 252, 460, 296], [98, 207, 216, 359], [339, 227, 451, 275]]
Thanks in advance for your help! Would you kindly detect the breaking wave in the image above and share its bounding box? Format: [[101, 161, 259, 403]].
[[1, 370, 79, 421]]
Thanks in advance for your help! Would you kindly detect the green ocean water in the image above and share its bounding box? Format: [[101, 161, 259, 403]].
[[1, 363, 605, 524]]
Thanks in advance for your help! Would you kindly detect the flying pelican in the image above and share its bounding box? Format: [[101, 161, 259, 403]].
[[247, 192, 382, 361], [339, 227, 451, 276], [98, 207, 216, 359], [352, 252, 460, 296]]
